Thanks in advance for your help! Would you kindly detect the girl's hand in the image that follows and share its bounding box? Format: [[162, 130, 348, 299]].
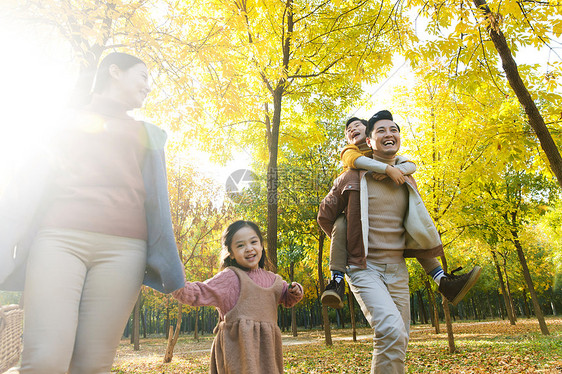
[[288, 282, 303, 297]]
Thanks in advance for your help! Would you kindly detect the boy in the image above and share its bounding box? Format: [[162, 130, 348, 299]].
[[321, 111, 481, 309]]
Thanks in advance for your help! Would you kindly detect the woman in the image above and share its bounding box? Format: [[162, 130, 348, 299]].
[[0, 52, 185, 373]]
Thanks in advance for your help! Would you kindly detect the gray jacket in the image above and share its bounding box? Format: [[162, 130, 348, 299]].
[[0, 122, 186, 293]]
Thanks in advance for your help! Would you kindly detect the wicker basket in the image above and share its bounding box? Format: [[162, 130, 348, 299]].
[[0, 304, 24, 373]]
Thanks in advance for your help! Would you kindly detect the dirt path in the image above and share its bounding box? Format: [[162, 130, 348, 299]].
[[114, 328, 375, 364]]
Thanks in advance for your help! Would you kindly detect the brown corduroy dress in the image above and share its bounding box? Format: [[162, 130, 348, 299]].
[[210, 266, 284, 374]]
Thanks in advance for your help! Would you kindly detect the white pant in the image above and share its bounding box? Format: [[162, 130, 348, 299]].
[[20, 228, 147, 374], [346, 260, 410, 374]]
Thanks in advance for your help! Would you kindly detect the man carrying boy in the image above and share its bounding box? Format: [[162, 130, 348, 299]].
[[317, 110, 480, 373], [321, 116, 416, 308], [321, 111, 480, 310]]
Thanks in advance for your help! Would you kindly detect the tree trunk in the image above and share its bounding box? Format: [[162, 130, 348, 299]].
[[425, 278, 440, 333], [522, 288, 531, 318], [141, 301, 147, 338], [289, 261, 298, 337], [486, 293, 494, 319], [291, 307, 297, 337], [497, 291, 505, 320], [194, 307, 199, 340], [512, 231, 549, 334], [266, 86, 286, 273], [442, 299, 456, 353], [165, 307, 170, 339], [348, 291, 357, 341], [317, 230, 332, 345], [163, 304, 183, 363], [132, 294, 140, 350], [499, 264, 517, 323], [491, 250, 516, 325], [471, 297, 478, 320], [265, 0, 294, 272], [440, 255, 456, 352], [280, 306, 286, 332], [417, 290, 428, 324], [473, 0, 562, 188], [410, 294, 416, 325]]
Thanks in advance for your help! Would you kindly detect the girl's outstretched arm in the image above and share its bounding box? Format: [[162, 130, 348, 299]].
[[172, 268, 239, 314]]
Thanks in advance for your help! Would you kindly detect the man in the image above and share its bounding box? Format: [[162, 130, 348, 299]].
[[321, 116, 416, 309], [317, 110, 480, 373]]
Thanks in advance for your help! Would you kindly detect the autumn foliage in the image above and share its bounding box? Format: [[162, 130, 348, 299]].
[[1, 0, 562, 370]]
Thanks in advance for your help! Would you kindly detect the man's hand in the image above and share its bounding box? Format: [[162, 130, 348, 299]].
[[385, 165, 405, 185]]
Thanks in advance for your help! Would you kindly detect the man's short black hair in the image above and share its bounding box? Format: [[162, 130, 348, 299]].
[[366, 110, 400, 137], [345, 117, 368, 128]]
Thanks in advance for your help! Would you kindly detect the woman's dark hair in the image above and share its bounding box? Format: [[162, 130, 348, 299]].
[[92, 52, 145, 94], [219, 220, 268, 270]]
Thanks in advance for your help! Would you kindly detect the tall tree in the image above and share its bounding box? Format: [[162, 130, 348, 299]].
[[162, 149, 233, 361], [6, 0, 207, 120], [182, 1, 414, 270], [476, 169, 558, 334], [391, 62, 519, 349], [472, 0, 562, 187], [408, 0, 562, 187]]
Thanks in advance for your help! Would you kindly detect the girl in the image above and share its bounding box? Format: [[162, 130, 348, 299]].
[[0, 52, 185, 373], [173, 220, 304, 374]]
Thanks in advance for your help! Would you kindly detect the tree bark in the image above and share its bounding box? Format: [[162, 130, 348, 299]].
[[266, 91, 281, 272], [522, 288, 531, 318], [290, 261, 298, 337], [442, 299, 456, 353], [348, 291, 357, 341], [194, 307, 199, 341], [140, 296, 147, 338], [266, 0, 294, 272], [317, 230, 332, 345], [440, 255, 456, 352], [132, 294, 140, 350], [417, 290, 428, 324], [163, 304, 183, 363], [424, 278, 440, 334], [511, 230, 549, 334], [491, 250, 516, 325], [497, 291, 505, 320], [503, 265, 518, 322], [473, 0, 562, 188]]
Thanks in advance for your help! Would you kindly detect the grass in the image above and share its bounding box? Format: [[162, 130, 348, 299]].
[[112, 317, 562, 373]]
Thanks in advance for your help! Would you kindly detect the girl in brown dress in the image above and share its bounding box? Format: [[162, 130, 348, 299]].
[[173, 220, 304, 373]]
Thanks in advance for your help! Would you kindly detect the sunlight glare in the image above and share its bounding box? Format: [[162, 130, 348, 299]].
[[0, 22, 76, 186]]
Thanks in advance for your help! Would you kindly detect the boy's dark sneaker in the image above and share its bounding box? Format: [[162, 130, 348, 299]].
[[438, 266, 482, 306], [321, 279, 345, 309]]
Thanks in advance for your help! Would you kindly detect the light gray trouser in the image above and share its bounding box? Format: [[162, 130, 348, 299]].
[[329, 215, 348, 273], [21, 228, 146, 374], [346, 260, 410, 374], [330, 215, 441, 274]]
